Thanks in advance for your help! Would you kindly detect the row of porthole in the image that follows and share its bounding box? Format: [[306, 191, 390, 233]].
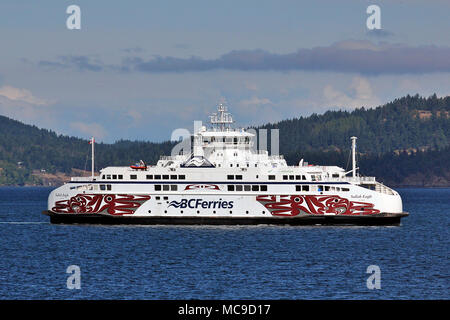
[[148, 210, 266, 215]]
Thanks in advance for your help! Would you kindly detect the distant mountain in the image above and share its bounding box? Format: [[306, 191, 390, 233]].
[[0, 94, 449, 186]]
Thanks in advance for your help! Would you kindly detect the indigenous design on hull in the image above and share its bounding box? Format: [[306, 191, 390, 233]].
[[184, 184, 220, 191], [52, 194, 150, 215], [256, 195, 381, 216]]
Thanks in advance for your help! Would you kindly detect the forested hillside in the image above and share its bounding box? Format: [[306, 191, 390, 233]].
[[0, 94, 448, 186], [258, 94, 449, 155]]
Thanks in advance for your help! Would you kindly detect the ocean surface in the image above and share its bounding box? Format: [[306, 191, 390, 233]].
[[0, 187, 448, 300]]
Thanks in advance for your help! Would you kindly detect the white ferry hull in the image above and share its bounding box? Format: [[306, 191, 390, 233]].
[[43, 183, 408, 226]]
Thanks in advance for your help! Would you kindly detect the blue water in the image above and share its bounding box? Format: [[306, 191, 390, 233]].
[[0, 187, 448, 300]]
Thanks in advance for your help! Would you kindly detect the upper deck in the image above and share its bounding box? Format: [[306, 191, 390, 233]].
[[70, 103, 391, 192]]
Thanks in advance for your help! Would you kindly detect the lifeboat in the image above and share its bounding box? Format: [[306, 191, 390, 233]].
[[130, 160, 147, 170]]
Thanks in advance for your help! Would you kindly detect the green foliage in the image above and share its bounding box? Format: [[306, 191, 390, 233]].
[[0, 161, 42, 186], [258, 94, 450, 155], [0, 116, 176, 174], [0, 93, 448, 186]]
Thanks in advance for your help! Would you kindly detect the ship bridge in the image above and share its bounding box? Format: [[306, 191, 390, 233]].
[[167, 103, 288, 169]]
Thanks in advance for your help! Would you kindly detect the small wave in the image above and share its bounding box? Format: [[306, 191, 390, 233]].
[[0, 221, 47, 224]]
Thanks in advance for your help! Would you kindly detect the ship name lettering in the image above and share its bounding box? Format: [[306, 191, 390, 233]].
[[55, 193, 69, 198], [169, 199, 234, 209]]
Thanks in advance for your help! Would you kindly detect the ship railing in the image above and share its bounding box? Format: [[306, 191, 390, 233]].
[[159, 154, 189, 161], [374, 182, 396, 195], [71, 177, 96, 182], [328, 176, 376, 183]]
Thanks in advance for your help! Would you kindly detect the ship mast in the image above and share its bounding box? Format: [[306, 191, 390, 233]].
[[209, 103, 233, 131], [90, 137, 95, 180], [351, 136, 357, 178]]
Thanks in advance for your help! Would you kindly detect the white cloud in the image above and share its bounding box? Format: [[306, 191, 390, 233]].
[[0, 85, 52, 106], [0, 86, 57, 128], [70, 122, 107, 139], [239, 96, 272, 107], [323, 76, 380, 109], [126, 109, 142, 123], [244, 82, 258, 91]]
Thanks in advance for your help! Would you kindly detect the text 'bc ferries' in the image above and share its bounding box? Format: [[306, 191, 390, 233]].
[[44, 104, 408, 225]]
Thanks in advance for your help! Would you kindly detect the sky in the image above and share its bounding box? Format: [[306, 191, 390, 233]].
[[0, 0, 449, 142]]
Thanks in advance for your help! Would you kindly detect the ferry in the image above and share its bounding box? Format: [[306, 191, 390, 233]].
[[43, 104, 408, 225]]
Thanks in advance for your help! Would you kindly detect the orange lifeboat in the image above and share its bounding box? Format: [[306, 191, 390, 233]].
[[130, 160, 147, 170]]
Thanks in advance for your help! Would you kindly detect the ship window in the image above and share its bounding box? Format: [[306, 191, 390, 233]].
[[228, 185, 235, 191], [302, 185, 309, 191], [155, 185, 161, 191], [255, 164, 257, 167], [130, 175, 137, 180], [178, 175, 185, 180], [155, 196, 160, 200], [106, 175, 111, 179], [170, 185, 177, 191], [236, 185, 243, 191], [236, 164, 239, 167], [289, 175, 294, 180], [155, 175, 161, 179], [311, 175, 316, 181], [101, 175, 105, 179], [163, 185, 170, 191], [268, 175, 275, 180], [252, 185, 259, 192], [332, 174, 339, 178], [260, 185, 267, 191], [107, 185, 112, 191], [295, 175, 301, 180], [163, 175, 169, 179], [325, 186, 330, 191], [146, 175, 153, 180], [244, 185, 251, 191], [227, 175, 234, 180], [342, 187, 349, 192], [246, 163, 249, 167], [112, 175, 117, 179], [296, 185, 301, 192], [230, 164, 233, 167], [283, 175, 288, 180], [118, 175, 123, 179], [318, 185, 324, 192], [236, 175, 242, 180], [170, 175, 177, 179], [302, 175, 306, 180], [163, 196, 168, 200], [100, 184, 106, 191]]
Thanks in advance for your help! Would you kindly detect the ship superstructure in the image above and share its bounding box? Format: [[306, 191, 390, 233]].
[[44, 104, 408, 225]]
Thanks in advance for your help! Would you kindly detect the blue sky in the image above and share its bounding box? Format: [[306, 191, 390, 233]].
[[0, 0, 449, 142]]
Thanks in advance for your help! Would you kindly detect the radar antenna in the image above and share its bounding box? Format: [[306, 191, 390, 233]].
[[209, 103, 233, 131]]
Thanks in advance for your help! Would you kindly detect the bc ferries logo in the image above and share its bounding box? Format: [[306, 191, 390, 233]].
[[168, 199, 234, 209]]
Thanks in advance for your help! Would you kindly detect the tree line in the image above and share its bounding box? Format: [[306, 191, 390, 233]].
[[0, 94, 448, 185]]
